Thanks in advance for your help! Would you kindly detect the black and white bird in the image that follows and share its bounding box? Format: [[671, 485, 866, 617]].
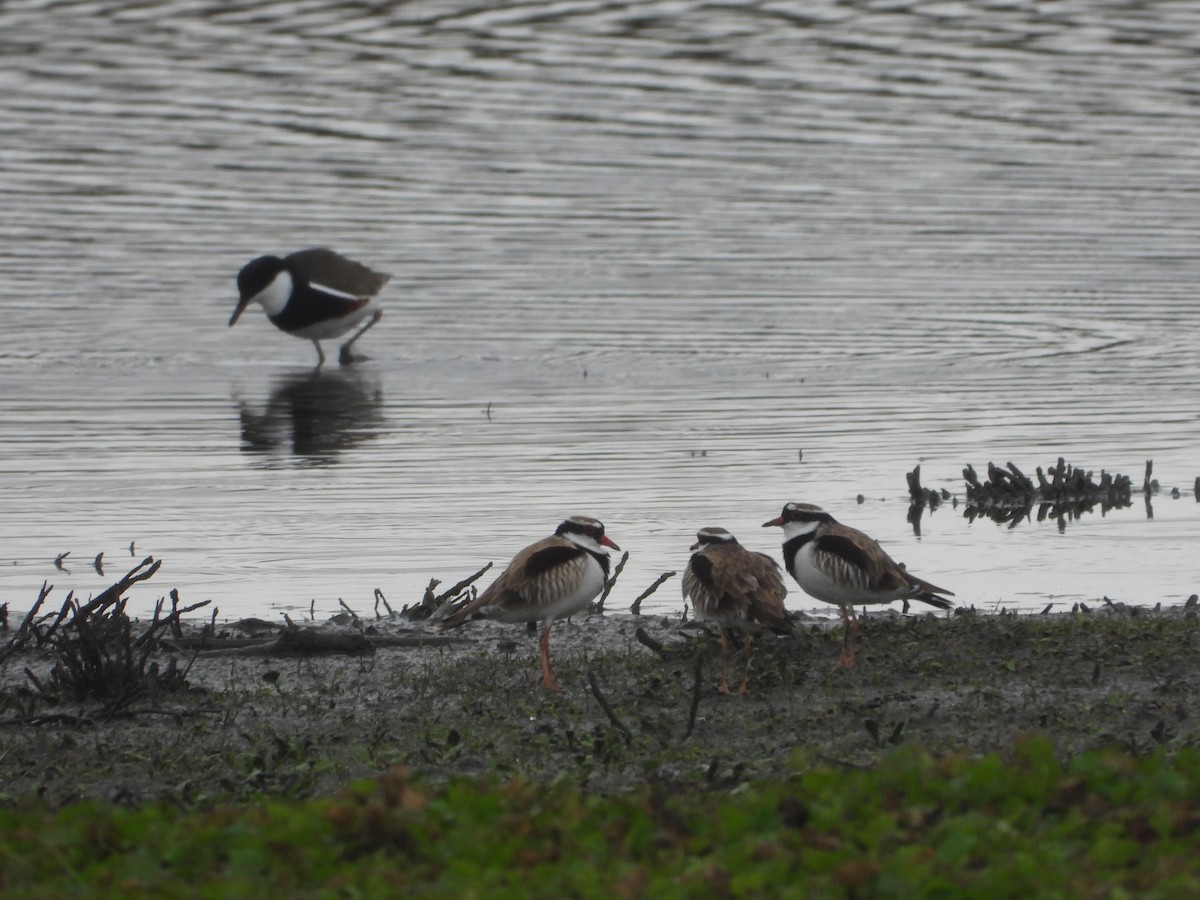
[[230, 248, 389, 366], [763, 503, 953, 667], [681, 527, 792, 695], [440, 516, 620, 691]]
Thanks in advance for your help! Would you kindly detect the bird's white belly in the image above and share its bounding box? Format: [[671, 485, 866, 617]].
[[555, 559, 606, 618], [794, 545, 889, 606], [488, 554, 606, 625]]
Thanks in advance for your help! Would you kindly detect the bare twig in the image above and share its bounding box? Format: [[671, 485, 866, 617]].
[[337, 599, 363, 629], [681, 652, 704, 742], [587, 669, 632, 744], [433, 564, 492, 607], [634, 627, 665, 656], [629, 571, 675, 615], [592, 551, 630, 613], [0, 581, 52, 663], [374, 588, 395, 618], [420, 563, 494, 622]]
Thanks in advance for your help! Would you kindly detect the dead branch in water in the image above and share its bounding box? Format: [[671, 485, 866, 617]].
[[591, 551, 630, 614], [963, 457, 1134, 531], [629, 571, 676, 616], [374, 588, 395, 618]]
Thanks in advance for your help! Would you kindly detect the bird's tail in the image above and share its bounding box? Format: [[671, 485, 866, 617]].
[[439, 593, 491, 630], [913, 591, 954, 611]]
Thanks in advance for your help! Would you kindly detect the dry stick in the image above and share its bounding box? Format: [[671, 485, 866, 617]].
[[338, 599, 363, 629], [432, 563, 492, 607], [169, 589, 185, 639], [39, 595, 76, 646], [427, 563, 494, 621], [374, 588, 395, 617], [587, 669, 632, 745], [681, 651, 705, 742], [0, 582, 52, 662], [593, 551, 630, 613], [634, 627, 665, 656], [629, 571, 676, 615], [76, 558, 162, 618]]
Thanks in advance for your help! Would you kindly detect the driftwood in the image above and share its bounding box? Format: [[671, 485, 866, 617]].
[[406, 563, 493, 622], [629, 572, 676, 616], [906, 464, 950, 509], [963, 457, 1134, 531], [905, 465, 955, 535], [10, 558, 206, 715], [198, 627, 374, 658], [590, 551, 630, 614]]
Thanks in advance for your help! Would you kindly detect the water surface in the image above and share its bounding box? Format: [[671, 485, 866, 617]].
[[1, 0, 1197, 621]]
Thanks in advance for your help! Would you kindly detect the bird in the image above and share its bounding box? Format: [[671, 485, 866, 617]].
[[440, 516, 620, 691], [763, 502, 953, 667], [229, 248, 389, 367], [681, 527, 792, 695]]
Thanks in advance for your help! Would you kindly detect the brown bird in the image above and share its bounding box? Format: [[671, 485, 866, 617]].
[[763, 502, 954, 667], [681, 527, 792, 695], [440, 516, 619, 691]]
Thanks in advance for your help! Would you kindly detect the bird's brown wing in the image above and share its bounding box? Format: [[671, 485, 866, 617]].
[[441, 536, 588, 627], [287, 248, 391, 295], [744, 550, 791, 632], [682, 551, 744, 619], [814, 524, 907, 592], [816, 523, 953, 598], [684, 544, 789, 630]]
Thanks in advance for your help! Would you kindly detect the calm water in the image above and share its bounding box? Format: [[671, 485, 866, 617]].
[[1, 0, 1198, 622]]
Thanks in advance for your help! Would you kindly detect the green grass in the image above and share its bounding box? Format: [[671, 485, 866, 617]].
[[3, 737, 1200, 897]]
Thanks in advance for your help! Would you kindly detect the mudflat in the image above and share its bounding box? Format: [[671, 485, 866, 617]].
[[2, 593, 1197, 808]]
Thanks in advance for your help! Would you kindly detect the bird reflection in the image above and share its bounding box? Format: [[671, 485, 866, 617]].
[[235, 368, 384, 464]]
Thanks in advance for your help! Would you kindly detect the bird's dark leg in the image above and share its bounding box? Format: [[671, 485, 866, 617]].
[[339, 310, 382, 365]]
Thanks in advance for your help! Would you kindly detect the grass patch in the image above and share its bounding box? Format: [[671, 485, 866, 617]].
[[2, 738, 1199, 896]]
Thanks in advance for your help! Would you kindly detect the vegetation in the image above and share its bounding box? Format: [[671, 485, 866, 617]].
[[2, 738, 1199, 896]]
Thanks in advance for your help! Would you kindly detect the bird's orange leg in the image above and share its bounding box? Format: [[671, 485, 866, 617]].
[[737, 634, 754, 696], [539, 626, 562, 692], [835, 605, 859, 668], [717, 629, 733, 694]]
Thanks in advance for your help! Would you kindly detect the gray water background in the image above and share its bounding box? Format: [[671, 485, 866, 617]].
[[1, 0, 1197, 621]]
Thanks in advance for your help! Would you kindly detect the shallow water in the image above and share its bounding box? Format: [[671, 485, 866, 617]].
[[1, 0, 1198, 621]]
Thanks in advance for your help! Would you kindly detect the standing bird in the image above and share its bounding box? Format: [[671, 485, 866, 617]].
[[230, 248, 389, 367], [440, 516, 620, 691], [763, 502, 953, 667], [682, 527, 792, 695]]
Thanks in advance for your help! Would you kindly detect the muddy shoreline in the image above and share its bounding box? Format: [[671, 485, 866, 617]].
[[2, 603, 1198, 808]]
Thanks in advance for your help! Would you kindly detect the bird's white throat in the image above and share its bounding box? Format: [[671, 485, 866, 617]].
[[780, 519, 820, 541], [252, 269, 293, 317]]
